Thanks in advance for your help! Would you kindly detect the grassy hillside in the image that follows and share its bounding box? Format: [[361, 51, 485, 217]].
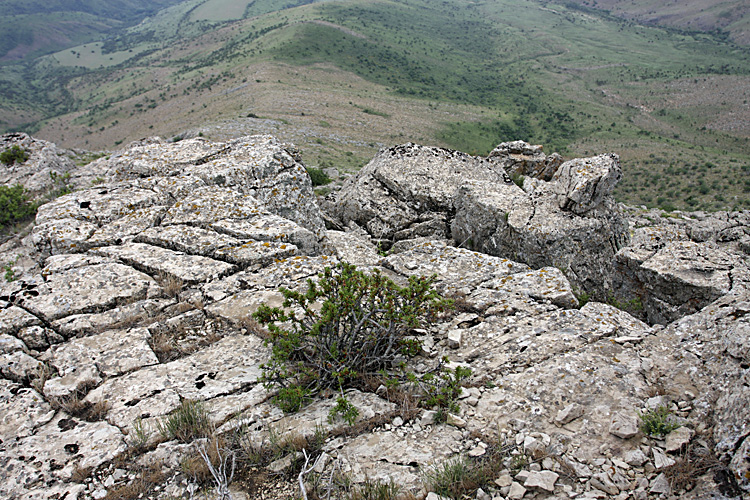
[[0, 0, 185, 61], [1, 0, 749, 211], [563, 0, 750, 45]]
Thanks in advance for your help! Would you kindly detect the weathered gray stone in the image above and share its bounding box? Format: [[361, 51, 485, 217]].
[[85, 334, 267, 428], [327, 143, 512, 242], [488, 140, 562, 182], [0, 334, 26, 354], [213, 214, 320, 255], [452, 182, 629, 296], [649, 472, 671, 495], [591, 472, 620, 495], [0, 350, 43, 382], [665, 426, 694, 452], [609, 412, 639, 439], [94, 242, 235, 284], [382, 240, 529, 292], [9, 413, 126, 480], [0, 382, 55, 440], [555, 403, 584, 426], [326, 230, 382, 267], [524, 470, 558, 492], [0, 133, 77, 193], [616, 240, 749, 324], [12, 257, 161, 321], [0, 305, 41, 336], [551, 154, 622, 214], [481, 267, 578, 309], [52, 298, 174, 338], [508, 481, 527, 499], [624, 448, 648, 467], [43, 365, 101, 400], [16, 325, 60, 351], [653, 447, 676, 470], [49, 327, 158, 379]]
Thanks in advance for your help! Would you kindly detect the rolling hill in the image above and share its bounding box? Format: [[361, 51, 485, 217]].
[[0, 0, 186, 61], [1, 0, 749, 212]]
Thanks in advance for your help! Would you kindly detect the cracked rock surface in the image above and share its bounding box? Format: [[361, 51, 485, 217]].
[[0, 134, 748, 499]]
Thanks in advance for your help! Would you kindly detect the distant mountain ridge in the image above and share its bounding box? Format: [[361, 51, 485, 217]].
[[564, 0, 750, 45], [0, 0, 185, 61]]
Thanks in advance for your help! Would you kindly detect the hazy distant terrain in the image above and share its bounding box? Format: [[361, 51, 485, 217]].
[[0, 0, 185, 61], [0, 0, 748, 212], [565, 0, 750, 45]]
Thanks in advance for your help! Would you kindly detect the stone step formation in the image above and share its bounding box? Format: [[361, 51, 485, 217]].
[[0, 133, 748, 499]]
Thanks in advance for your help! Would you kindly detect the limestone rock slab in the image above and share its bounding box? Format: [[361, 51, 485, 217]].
[[382, 240, 529, 292], [48, 326, 158, 379], [326, 230, 382, 267], [15, 260, 161, 321], [10, 413, 126, 480], [0, 382, 55, 440], [0, 305, 41, 336], [213, 214, 320, 254], [52, 298, 175, 338], [94, 242, 235, 284], [481, 266, 578, 309], [616, 240, 749, 324], [551, 154, 622, 214], [488, 140, 562, 182], [328, 143, 511, 242], [163, 186, 266, 226]]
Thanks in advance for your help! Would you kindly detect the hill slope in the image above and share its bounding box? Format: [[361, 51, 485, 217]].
[[1, 0, 749, 211], [563, 0, 750, 45], [0, 0, 186, 61]]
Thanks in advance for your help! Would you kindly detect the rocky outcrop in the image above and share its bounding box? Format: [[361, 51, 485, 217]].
[[487, 140, 562, 182], [0, 132, 77, 193], [0, 134, 749, 500], [327, 142, 630, 296]]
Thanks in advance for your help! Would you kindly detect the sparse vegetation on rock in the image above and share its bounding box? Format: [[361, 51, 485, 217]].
[[253, 262, 452, 412]]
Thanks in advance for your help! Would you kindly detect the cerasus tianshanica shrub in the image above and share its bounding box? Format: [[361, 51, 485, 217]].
[[305, 166, 331, 186], [253, 262, 451, 412], [0, 145, 29, 165], [0, 184, 37, 228]]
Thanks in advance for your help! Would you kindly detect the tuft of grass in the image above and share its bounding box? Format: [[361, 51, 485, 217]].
[[423, 456, 483, 500], [157, 272, 184, 298], [639, 404, 680, 437], [127, 417, 152, 451], [156, 399, 214, 443]]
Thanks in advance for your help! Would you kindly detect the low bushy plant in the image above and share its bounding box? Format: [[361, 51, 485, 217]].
[[306, 166, 332, 186], [253, 262, 451, 412], [639, 404, 680, 437], [416, 362, 472, 416], [0, 145, 29, 165], [0, 184, 37, 229]]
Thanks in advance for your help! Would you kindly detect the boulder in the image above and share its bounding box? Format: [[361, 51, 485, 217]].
[[487, 140, 563, 182], [551, 154, 622, 215], [329, 142, 629, 295]]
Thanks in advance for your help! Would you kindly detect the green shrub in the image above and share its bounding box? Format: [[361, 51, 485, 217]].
[[0, 145, 29, 165], [253, 262, 451, 412], [639, 404, 680, 437], [306, 166, 331, 186], [0, 184, 37, 228], [416, 363, 472, 416]]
